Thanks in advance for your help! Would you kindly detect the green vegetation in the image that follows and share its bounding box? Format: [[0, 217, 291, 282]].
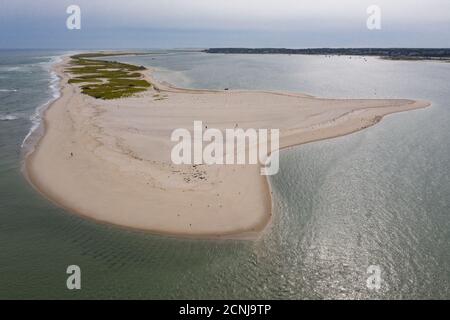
[[66, 53, 151, 100]]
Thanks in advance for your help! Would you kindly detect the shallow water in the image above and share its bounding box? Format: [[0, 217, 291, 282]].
[[0, 50, 449, 299]]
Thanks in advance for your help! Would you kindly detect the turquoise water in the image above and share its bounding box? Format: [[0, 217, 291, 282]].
[[0, 50, 449, 299]]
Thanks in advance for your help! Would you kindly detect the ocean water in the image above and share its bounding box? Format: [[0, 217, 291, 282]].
[[0, 50, 449, 299]]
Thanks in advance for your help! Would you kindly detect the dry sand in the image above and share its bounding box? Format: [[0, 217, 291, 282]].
[[25, 57, 430, 239]]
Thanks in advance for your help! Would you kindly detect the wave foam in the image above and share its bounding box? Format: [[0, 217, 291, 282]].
[[21, 56, 62, 151], [0, 89, 18, 92], [0, 114, 19, 121]]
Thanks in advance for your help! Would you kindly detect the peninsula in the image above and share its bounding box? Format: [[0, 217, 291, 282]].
[[25, 53, 430, 238]]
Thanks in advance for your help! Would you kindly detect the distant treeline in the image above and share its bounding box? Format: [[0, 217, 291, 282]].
[[204, 48, 450, 60]]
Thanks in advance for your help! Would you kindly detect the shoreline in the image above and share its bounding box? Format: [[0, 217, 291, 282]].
[[203, 48, 450, 62], [24, 55, 431, 239], [20, 56, 63, 153]]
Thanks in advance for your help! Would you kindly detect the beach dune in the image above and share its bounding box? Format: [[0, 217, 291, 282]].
[[25, 57, 430, 238]]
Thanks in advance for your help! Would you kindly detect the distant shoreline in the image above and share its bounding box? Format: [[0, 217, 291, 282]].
[[204, 48, 450, 62]]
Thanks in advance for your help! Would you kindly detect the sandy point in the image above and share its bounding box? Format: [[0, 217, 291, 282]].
[[24, 56, 430, 239]]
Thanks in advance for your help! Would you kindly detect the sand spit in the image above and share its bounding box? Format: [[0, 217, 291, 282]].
[[25, 57, 430, 239]]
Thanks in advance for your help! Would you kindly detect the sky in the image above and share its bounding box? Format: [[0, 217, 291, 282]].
[[0, 0, 449, 49]]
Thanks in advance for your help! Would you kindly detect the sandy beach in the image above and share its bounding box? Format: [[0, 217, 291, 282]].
[[25, 56, 430, 239]]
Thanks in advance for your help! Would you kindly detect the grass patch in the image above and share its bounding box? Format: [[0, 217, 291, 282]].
[[66, 53, 151, 100]]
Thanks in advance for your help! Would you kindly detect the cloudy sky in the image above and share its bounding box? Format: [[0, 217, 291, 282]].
[[1, 0, 449, 48]]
